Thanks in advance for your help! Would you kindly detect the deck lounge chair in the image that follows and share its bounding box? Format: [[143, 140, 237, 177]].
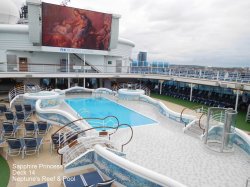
[[4, 111, 16, 122], [82, 171, 104, 186], [16, 111, 27, 122], [63, 170, 114, 187], [37, 121, 51, 136], [23, 137, 43, 158], [63, 175, 87, 187], [24, 104, 34, 118], [24, 121, 37, 136], [0, 104, 8, 115], [83, 171, 114, 187], [29, 182, 48, 187], [14, 104, 23, 112], [2, 122, 19, 138], [6, 138, 24, 159]]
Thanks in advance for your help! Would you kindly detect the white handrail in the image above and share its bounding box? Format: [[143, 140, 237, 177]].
[[62, 136, 113, 165], [183, 119, 199, 132]]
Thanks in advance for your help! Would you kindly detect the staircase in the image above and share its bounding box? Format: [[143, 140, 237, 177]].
[[246, 105, 250, 122], [70, 54, 101, 73], [52, 117, 134, 165], [182, 106, 207, 139], [184, 120, 205, 139], [60, 136, 114, 164]]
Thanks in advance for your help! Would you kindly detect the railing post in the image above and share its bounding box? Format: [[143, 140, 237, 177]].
[[217, 71, 219, 80]]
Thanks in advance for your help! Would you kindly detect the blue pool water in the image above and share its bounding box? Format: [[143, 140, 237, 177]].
[[65, 98, 157, 128]]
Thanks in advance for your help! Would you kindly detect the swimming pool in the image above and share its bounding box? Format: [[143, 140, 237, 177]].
[[65, 98, 157, 128]]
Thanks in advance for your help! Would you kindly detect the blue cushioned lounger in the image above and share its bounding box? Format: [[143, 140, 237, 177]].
[[82, 171, 103, 186], [15, 104, 23, 112], [63, 175, 86, 187], [24, 121, 37, 136], [29, 182, 48, 187], [5, 111, 16, 122]]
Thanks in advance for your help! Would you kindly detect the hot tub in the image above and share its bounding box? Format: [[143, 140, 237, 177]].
[[118, 89, 145, 100], [23, 91, 64, 109]]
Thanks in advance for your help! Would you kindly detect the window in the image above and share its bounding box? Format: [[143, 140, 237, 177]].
[[108, 61, 112, 65]]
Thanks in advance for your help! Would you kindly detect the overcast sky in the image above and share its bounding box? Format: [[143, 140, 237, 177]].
[[14, 0, 250, 67]]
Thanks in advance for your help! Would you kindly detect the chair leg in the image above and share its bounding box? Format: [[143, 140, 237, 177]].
[[22, 150, 24, 159]]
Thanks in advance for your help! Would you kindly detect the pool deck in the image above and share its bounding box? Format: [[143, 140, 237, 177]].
[[1, 96, 250, 187], [110, 98, 250, 187]]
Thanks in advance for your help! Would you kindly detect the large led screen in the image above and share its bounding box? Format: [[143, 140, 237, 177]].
[[42, 3, 112, 50]]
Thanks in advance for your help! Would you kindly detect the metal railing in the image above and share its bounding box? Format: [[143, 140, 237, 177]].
[[54, 122, 133, 164], [8, 84, 46, 102], [180, 105, 206, 134], [2, 64, 250, 83], [51, 116, 120, 140]]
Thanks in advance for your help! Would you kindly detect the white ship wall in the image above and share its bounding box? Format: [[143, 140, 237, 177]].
[[0, 25, 134, 74]]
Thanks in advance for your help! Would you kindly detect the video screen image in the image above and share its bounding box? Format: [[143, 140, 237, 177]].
[[42, 3, 112, 50]]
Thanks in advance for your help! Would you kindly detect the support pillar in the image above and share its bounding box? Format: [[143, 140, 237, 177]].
[[55, 78, 57, 88], [189, 83, 193, 101], [83, 54, 86, 87], [67, 53, 70, 88], [235, 89, 239, 111], [68, 78, 70, 88], [99, 79, 103, 87], [159, 80, 164, 95], [67, 53, 70, 73]]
